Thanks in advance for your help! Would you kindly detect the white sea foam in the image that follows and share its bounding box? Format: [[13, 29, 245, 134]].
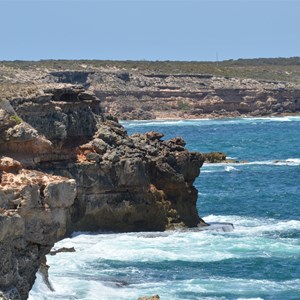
[[121, 116, 300, 129], [204, 214, 300, 231], [29, 274, 138, 300], [202, 158, 300, 168], [286, 158, 300, 164], [224, 166, 239, 172], [29, 273, 78, 299], [35, 216, 300, 271], [237, 298, 264, 300], [246, 116, 292, 122], [133, 277, 300, 299], [29, 214, 300, 300], [121, 119, 187, 127], [248, 158, 300, 166], [32, 274, 300, 300], [238, 116, 300, 123]]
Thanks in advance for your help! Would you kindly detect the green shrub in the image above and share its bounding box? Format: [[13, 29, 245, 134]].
[[177, 100, 190, 110], [10, 115, 22, 124]]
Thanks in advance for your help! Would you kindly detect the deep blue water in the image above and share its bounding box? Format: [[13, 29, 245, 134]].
[[30, 116, 300, 300]]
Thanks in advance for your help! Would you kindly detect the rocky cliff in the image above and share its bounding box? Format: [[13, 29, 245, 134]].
[[1, 62, 300, 120], [89, 72, 300, 119], [0, 85, 204, 299]]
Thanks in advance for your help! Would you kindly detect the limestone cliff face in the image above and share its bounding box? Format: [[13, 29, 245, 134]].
[[0, 159, 76, 300], [0, 85, 204, 299], [88, 72, 300, 119], [2, 67, 300, 120]]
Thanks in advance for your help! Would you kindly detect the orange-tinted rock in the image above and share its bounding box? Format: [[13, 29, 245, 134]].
[[0, 157, 22, 172]]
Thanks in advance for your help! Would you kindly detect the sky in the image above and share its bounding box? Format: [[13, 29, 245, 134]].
[[0, 0, 299, 61]]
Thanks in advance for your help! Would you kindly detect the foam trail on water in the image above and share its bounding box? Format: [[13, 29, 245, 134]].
[[247, 158, 300, 166], [121, 116, 300, 129], [203, 158, 300, 168]]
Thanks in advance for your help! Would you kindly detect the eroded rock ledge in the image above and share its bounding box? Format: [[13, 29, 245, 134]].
[[0, 85, 205, 299]]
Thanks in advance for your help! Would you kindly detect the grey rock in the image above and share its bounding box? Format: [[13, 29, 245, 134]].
[[86, 152, 102, 162]]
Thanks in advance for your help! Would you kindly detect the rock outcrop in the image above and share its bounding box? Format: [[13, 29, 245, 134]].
[[0, 165, 76, 300], [202, 152, 248, 164], [0, 85, 205, 299], [138, 295, 160, 300]]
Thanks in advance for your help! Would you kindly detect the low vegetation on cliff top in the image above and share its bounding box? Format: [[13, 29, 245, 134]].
[[1, 57, 300, 84]]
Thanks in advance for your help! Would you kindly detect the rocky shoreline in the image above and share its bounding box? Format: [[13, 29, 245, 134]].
[[0, 85, 205, 299], [148, 111, 300, 121], [1, 60, 300, 299]]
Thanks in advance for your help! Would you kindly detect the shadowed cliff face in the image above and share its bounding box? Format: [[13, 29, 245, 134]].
[[0, 85, 204, 299]]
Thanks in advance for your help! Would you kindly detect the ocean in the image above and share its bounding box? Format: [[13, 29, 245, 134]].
[[29, 116, 300, 300]]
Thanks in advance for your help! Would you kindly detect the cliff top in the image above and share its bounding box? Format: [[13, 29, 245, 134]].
[[1, 57, 300, 85]]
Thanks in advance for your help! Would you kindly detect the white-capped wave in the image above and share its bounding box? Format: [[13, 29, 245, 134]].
[[203, 214, 300, 230], [190, 277, 300, 297], [133, 277, 300, 299], [248, 158, 300, 166], [224, 166, 239, 172], [121, 119, 187, 127], [286, 158, 300, 164], [241, 115, 300, 123], [39, 215, 300, 272], [203, 215, 300, 240], [238, 298, 264, 300]]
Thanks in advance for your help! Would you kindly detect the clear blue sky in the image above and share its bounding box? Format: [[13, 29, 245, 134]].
[[1, 0, 299, 61]]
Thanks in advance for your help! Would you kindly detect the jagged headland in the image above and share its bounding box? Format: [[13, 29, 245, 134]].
[[0, 83, 204, 299], [1, 58, 300, 299]]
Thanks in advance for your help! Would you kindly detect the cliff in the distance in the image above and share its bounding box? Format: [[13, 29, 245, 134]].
[[1, 59, 300, 120], [0, 85, 204, 299], [89, 72, 300, 119]]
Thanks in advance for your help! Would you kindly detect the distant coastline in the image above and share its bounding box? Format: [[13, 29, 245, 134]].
[[1, 58, 300, 121], [120, 112, 300, 122]]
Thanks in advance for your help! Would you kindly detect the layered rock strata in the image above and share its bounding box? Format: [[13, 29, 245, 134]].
[[1, 65, 300, 120], [89, 72, 300, 119], [0, 85, 204, 299], [39, 70, 300, 120]]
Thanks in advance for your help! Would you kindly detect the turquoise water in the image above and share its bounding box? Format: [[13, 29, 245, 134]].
[[29, 116, 300, 300]]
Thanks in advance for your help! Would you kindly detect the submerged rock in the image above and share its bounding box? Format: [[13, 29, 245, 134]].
[[203, 152, 248, 164], [203, 152, 226, 163], [49, 247, 76, 256], [201, 222, 234, 232], [138, 295, 160, 300]]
